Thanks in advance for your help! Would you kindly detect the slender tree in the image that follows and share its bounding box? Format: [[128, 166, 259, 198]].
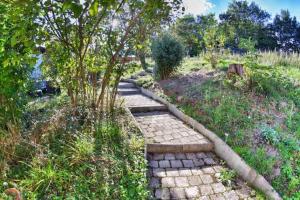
[[271, 10, 300, 52], [39, 0, 182, 112], [219, 0, 270, 49], [0, 0, 39, 175]]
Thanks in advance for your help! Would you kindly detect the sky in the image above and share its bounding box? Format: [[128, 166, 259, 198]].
[[182, 0, 300, 20]]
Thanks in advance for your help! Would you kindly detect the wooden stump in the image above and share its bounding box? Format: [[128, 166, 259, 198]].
[[227, 64, 245, 77]]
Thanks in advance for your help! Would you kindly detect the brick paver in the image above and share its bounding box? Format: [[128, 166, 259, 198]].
[[122, 94, 165, 108], [147, 152, 255, 200], [134, 112, 212, 146], [118, 82, 257, 200]]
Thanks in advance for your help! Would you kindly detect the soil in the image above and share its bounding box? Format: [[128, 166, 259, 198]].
[[135, 68, 292, 181]]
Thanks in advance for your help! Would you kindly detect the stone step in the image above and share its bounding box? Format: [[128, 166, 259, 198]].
[[118, 88, 140, 95], [118, 82, 136, 89], [147, 143, 213, 153], [147, 152, 253, 199], [130, 105, 167, 113], [133, 112, 213, 153], [121, 94, 167, 112]]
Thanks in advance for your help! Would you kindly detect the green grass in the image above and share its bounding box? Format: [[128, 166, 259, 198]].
[[178, 56, 211, 74], [0, 95, 149, 199], [156, 55, 300, 198]]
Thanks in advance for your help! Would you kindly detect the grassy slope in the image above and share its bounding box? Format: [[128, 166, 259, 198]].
[[0, 94, 148, 199], [136, 55, 300, 199]]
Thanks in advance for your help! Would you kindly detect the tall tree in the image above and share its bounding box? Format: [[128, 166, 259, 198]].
[[172, 14, 201, 56], [256, 24, 278, 50], [0, 0, 39, 175], [219, 0, 270, 49], [271, 10, 300, 52], [197, 14, 218, 50], [135, 5, 182, 70], [38, 0, 182, 111]]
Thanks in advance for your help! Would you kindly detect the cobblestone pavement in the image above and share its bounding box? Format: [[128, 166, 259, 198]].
[[118, 82, 258, 200], [148, 152, 255, 200], [122, 94, 165, 108], [134, 112, 212, 146]]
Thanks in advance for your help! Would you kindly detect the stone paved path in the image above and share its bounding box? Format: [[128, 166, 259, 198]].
[[134, 112, 212, 148], [118, 82, 257, 200]]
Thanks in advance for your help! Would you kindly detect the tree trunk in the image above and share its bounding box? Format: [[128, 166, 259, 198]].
[[139, 51, 147, 70]]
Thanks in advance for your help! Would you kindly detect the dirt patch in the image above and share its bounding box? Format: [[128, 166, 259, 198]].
[[155, 69, 221, 98]]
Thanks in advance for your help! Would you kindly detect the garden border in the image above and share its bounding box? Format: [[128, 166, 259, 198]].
[[122, 79, 281, 200]]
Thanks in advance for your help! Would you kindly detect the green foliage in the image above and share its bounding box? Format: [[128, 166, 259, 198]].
[[188, 80, 253, 135], [285, 110, 300, 139], [172, 14, 202, 56], [136, 75, 154, 88], [258, 51, 300, 69], [21, 160, 72, 198], [272, 10, 300, 52], [260, 125, 280, 145], [211, 95, 252, 134], [0, 2, 37, 127], [178, 56, 209, 74], [249, 67, 295, 98], [203, 25, 226, 68], [238, 38, 257, 53], [0, 0, 39, 176], [151, 33, 184, 79], [39, 0, 183, 110], [0, 96, 149, 199], [219, 0, 271, 49], [157, 54, 299, 199], [235, 147, 276, 177], [219, 168, 237, 187]]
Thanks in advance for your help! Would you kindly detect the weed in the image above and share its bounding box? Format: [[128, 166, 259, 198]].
[[136, 75, 154, 88], [260, 125, 281, 145], [0, 96, 149, 199], [150, 55, 300, 198], [219, 168, 237, 187], [234, 147, 276, 177]]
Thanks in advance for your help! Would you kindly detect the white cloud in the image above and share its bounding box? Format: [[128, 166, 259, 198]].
[[182, 0, 215, 16]]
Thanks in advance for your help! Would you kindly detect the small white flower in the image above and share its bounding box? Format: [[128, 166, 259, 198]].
[[3, 182, 8, 187]]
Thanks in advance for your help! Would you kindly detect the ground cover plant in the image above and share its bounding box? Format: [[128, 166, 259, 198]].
[[1, 0, 300, 199], [131, 2, 300, 197], [0, 95, 148, 199], [151, 33, 184, 80], [0, 0, 183, 199], [134, 52, 300, 198]]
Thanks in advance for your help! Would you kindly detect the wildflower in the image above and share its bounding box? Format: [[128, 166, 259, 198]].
[[3, 182, 8, 187]]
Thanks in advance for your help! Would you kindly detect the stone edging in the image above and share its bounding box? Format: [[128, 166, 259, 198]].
[[122, 79, 281, 200], [123, 106, 148, 160]]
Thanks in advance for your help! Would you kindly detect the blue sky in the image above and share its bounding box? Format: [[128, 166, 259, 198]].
[[182, 0, 300, 20]]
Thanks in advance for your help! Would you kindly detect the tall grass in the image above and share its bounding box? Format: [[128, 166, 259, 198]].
[[218, 51, 300, 69], [258, 51, 300, 68]]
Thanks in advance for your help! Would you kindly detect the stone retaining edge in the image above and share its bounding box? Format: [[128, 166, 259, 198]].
[[123, 106, 148, 160], [129, 105, 168, 113], [147, 143, 213, 153], [122, 80, 281, 200]]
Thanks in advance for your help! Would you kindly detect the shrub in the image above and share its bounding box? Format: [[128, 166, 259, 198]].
[[136, 75, 154, 88], [203, 26, 226, 69], [249, 68, 295, 98], [151, 33, 184, 79], [260, 125, 281, 145], [220, 168, 237, 187], [234, 146, 276, 177]]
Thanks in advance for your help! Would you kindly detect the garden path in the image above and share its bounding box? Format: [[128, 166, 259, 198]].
[[118, 81, 256, 200]]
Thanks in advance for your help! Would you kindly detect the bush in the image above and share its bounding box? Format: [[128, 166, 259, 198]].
[[151, 33, 184, 79], [249, 68, 295, 98], [260, 125, 281, 145], [234, 146, 276, 177]]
